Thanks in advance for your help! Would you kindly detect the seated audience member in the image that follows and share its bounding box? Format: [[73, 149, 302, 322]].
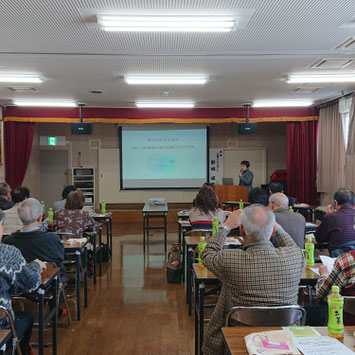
[[269, 181, 284, 195], [306, 250, 355, 326], [53, 185, 77, 212], [0, 210, 46, 354], [189, 185, 225, 229], [268, 181, 297, 206], [55, 190, 98, 237], [3, 186, 30, 235], [315, 188, 355, 257], [3, 198, 66, 277], [201, 205, 305, 355], [0, 182, 14, 211], [269, 193, 306, 248], [248, 187, 268, 206]]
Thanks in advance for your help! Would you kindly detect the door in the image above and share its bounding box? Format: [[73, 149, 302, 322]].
[[40, 150, 68, 210]]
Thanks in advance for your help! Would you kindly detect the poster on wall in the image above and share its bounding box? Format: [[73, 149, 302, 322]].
[[209, 149, 223, 184]]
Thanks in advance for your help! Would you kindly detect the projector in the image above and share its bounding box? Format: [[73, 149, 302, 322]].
[[148, 198, 166, 206]]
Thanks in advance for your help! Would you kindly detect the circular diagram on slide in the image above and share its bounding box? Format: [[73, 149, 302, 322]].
[[147, 154, 176, 174]]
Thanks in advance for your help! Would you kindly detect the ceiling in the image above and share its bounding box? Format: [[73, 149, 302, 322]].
[[1, 0, 355, 108]]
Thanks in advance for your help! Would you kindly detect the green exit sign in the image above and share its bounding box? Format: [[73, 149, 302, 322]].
[[48, 137, 57, 146]]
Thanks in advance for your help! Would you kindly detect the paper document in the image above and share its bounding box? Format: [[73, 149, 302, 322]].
[[293, 335, 354, 355], [320, 255, 336, 273], [286, 326, 320, 337], [310, 268, 320, 276]]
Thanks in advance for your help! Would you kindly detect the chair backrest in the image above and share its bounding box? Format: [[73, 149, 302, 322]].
[[225, 305, 306, 327], [0, 306, 22, 355], [344, 296, 355, 316]]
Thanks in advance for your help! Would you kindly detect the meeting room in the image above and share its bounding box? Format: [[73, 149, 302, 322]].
[[1, 1, 355, 354]]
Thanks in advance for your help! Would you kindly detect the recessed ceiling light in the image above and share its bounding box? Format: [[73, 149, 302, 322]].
[[288, 74, 355, 83], [13, 99, 77, 107], [125, 74, 208, 85], [97, 15, 238, 32], [135, 101, 195, 108], [0, 73, 43, 83], [252, 100, 313, 107]]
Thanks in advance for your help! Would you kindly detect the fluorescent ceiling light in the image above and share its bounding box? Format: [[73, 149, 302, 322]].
[[252, 100, 313, 108], [0, 73, 42, 83], [135, 101, 195, 108], [288, 74, 355, 83], [125, 75, 208, 85], [97, 15, 237, 32], [13, 99, 77, 107]]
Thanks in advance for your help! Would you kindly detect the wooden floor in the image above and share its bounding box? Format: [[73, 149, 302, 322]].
[[48, 221, 195, 354]]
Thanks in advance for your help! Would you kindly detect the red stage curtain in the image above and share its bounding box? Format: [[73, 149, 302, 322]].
[[287, 121, 318, 205], [4, 122, 35, 188]]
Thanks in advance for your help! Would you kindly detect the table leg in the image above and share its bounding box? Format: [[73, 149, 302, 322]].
[[99, 227, 102, 276], [194, 277, 199, 355], [75, 250, 81, 321], [179, 223, 182, 244], [106, 219, 110, 256], [142, 213, 146, 253], [187, 247, 193, 316], [164, 212, 167, 253], [93, 233, 97, 284], [199, 283, 205, 354], [38, 288, 45, 355], [52, 276, 58, 355], [83, 248, 88, 308], [109, 217, 113, 257]]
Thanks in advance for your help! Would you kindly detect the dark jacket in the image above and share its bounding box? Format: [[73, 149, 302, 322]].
[[315, 205, 355, 252], [239, 169, 254, 193], [0, 197, 14, 211], [271, 207, 306, 248], [3, 229, 66, 276]]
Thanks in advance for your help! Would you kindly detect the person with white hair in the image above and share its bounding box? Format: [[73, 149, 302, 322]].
[[269, 192, 306, 248], [201, 204, 306, 355], [3, 198, 66, 277]]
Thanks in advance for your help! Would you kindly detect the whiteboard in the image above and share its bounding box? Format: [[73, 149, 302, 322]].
[[224, 148, 266, 187]]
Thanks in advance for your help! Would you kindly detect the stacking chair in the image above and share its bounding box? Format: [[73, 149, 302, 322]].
[[225, 305, 307, 327], [0, 306, 22, 355]]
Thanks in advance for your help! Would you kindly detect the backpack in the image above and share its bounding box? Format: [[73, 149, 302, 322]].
[[166, 243, 183, 283]]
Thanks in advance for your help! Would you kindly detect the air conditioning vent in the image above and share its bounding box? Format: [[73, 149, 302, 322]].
[[310, 59, 352, 69], [335, 37, 355, 50], [291, 87, 319, 94], [6, 86, 39, 92]]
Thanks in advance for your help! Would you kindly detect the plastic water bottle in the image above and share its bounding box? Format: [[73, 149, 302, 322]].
[[41, 201, 45, 214], [328, 286, 344, 339], [198, 237, 207, 268], [288, 206, 294, 212], [305, 236, 314, 266], [101, 200, 106, 214], [212, 216, 218, 234], [48, 208, 54, 224], [239, 199, 244, 210]]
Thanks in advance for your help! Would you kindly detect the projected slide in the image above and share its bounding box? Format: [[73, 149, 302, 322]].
[[120, 127, 208, 189]]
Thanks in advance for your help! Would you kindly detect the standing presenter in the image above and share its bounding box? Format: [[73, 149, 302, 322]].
[[239, 160, 254, 193]]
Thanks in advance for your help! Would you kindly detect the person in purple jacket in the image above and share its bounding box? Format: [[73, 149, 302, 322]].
[[315, 188, 355, 257]]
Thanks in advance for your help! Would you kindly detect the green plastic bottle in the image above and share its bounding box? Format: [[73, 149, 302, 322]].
[[48, 208, 54, 224], [41, 201, 45, 214], [212, 216, 218, 234], [198, 237, 207, 268], [328, 286, 344, 339], [101, 200, 106, 214], [239, 199, 244, 210], [305, 236, 314, 266], [288, 206, 294, 212], [215, 180, 219, 185]]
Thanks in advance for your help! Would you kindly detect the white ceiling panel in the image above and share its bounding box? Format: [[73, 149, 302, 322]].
[[0, 0, 355, 107]]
